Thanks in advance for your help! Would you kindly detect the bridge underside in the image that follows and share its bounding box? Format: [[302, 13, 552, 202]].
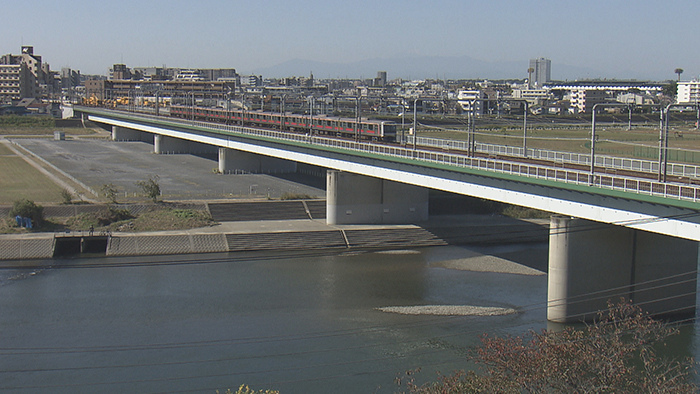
[[93, 115, 700, 322], [326, 170, 428, 225]]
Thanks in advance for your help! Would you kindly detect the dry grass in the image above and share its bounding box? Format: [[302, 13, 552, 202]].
[[0, 127, 97, 136], [0, 145, 66, 204], [0, 125, 105, 205]]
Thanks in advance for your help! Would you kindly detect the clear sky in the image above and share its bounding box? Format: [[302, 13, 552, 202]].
[[2, 0, 698, 81]]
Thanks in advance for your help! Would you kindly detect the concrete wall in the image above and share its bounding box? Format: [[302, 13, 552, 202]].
[[326, 170, 429, 225], [218, 147, 297, 174], [0, 238, 55, 260], [548, 216, 698, 323]]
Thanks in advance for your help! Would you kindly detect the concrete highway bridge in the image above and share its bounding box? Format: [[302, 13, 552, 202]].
[[75, 106, 700, 324]]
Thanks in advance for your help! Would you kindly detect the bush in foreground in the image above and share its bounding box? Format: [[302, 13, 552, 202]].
[[217, 385, 279, 394], [397, 299, 697, 393]]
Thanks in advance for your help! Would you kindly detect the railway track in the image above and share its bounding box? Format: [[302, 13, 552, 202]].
[[86, 105, 700, 190]]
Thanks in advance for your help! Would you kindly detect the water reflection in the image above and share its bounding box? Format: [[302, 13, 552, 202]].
[[0, 244, 578, 393]]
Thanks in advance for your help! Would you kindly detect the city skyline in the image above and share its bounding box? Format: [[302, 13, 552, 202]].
[[2, 0, 699, 81]]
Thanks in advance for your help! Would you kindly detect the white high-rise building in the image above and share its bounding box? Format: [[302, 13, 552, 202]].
[[677, 80, 700, 104], [529, 57, 551, 87]]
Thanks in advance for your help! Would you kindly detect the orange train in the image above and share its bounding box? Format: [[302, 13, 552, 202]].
[[170, 105, 397, 142]]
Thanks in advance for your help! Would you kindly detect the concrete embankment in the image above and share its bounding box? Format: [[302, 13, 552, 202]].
[[0, 200, 549, 262], [0, 216, 548, 262], [0, 220, 448, 261]]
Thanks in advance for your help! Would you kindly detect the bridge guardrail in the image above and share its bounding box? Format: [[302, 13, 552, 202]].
[[412, 135, 700, 179], [80, 107, 700, 203]]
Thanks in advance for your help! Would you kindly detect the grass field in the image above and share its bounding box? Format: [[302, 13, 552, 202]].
[[0, 142, 66, 204], [0, 126, 99, 137], [0, 125, 103, 205]]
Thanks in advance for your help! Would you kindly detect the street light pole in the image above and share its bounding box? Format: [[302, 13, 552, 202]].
[[590, 104, 598, 183], [401, 99, 405, 145], [413, 98, 418, 150], [590, 102, 632, 184], [280, 94, 286, 132], [523, 101, 528, 157], [658, 103, 693, 182]]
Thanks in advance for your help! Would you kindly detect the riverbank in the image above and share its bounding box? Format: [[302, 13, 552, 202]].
[[0, 213, 549, 262]]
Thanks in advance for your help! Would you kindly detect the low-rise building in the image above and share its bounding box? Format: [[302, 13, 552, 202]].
[[568, 89, 608, 113], [456, 89, 484, 114], [511, 88, 552, 106]]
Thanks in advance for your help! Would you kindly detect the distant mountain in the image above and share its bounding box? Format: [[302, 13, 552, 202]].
[[249, 55, 606, 81]]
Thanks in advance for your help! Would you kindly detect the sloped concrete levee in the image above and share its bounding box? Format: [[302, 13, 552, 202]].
[[344, 228, 447, 249], [107, 233, 228, 256], [208, 200, 322, 221], [0, 236, 55, 260], [225, 231, 347, 252]]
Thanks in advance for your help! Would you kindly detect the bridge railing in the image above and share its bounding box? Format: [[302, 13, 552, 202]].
[[82, 108, 700, 203], [411, 135, 700, 179]]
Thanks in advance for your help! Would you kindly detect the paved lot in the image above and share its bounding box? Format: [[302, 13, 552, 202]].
[[13, 138, 325, 201]]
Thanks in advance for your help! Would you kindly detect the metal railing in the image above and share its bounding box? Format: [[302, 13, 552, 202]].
[[80, 107, 700, 203], [411, 135, 700, 179]]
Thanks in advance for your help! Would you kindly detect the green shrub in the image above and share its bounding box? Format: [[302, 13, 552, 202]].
[[9, 199, 44, 226], [0, 115, 55, 127], [172, 209, 195, 219]]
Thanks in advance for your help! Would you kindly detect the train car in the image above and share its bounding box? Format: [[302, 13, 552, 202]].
[[170, 105, 396, 142]]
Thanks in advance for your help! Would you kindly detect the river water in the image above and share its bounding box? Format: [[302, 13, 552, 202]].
[[0, 243, 695, 393]]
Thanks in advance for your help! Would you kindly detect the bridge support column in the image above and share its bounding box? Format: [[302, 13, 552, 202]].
[[217, 147, 297, 174], [547, 216, 698, 323], [153, 134, 193, 154], [326, 170, 429, 225], [111, 125, 143, 141]]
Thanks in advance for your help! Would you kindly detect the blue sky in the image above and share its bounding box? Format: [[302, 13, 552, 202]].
[[2, 0, 698, 80]]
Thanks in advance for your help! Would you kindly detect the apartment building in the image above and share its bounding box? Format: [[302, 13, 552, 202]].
[[677, 80, 700, 104], [568, 89, 607, 113], [0, 64, 34, 104]]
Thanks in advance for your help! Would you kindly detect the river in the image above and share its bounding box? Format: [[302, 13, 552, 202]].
[[0, 243, 695, 393]]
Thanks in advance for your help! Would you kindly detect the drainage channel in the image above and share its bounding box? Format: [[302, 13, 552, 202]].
[[53, 236, 109, 257]]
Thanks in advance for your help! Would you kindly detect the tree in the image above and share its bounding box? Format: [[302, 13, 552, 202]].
[[135, 175, 161, 203], [662, 81, 678, 101], [398, 299, 697, 393], [60, 188, 73, 205], [9, 199, 44, 227], [675, 68, 684, 82], [101, 183, 119, 204]]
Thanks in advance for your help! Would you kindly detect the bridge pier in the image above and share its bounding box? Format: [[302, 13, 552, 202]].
[[218, 147, 297, 174], [111, 125, 144, 141], [547, 216, 698, 323], [326, 170, 428, 225], [153, 134, 198, 154]]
